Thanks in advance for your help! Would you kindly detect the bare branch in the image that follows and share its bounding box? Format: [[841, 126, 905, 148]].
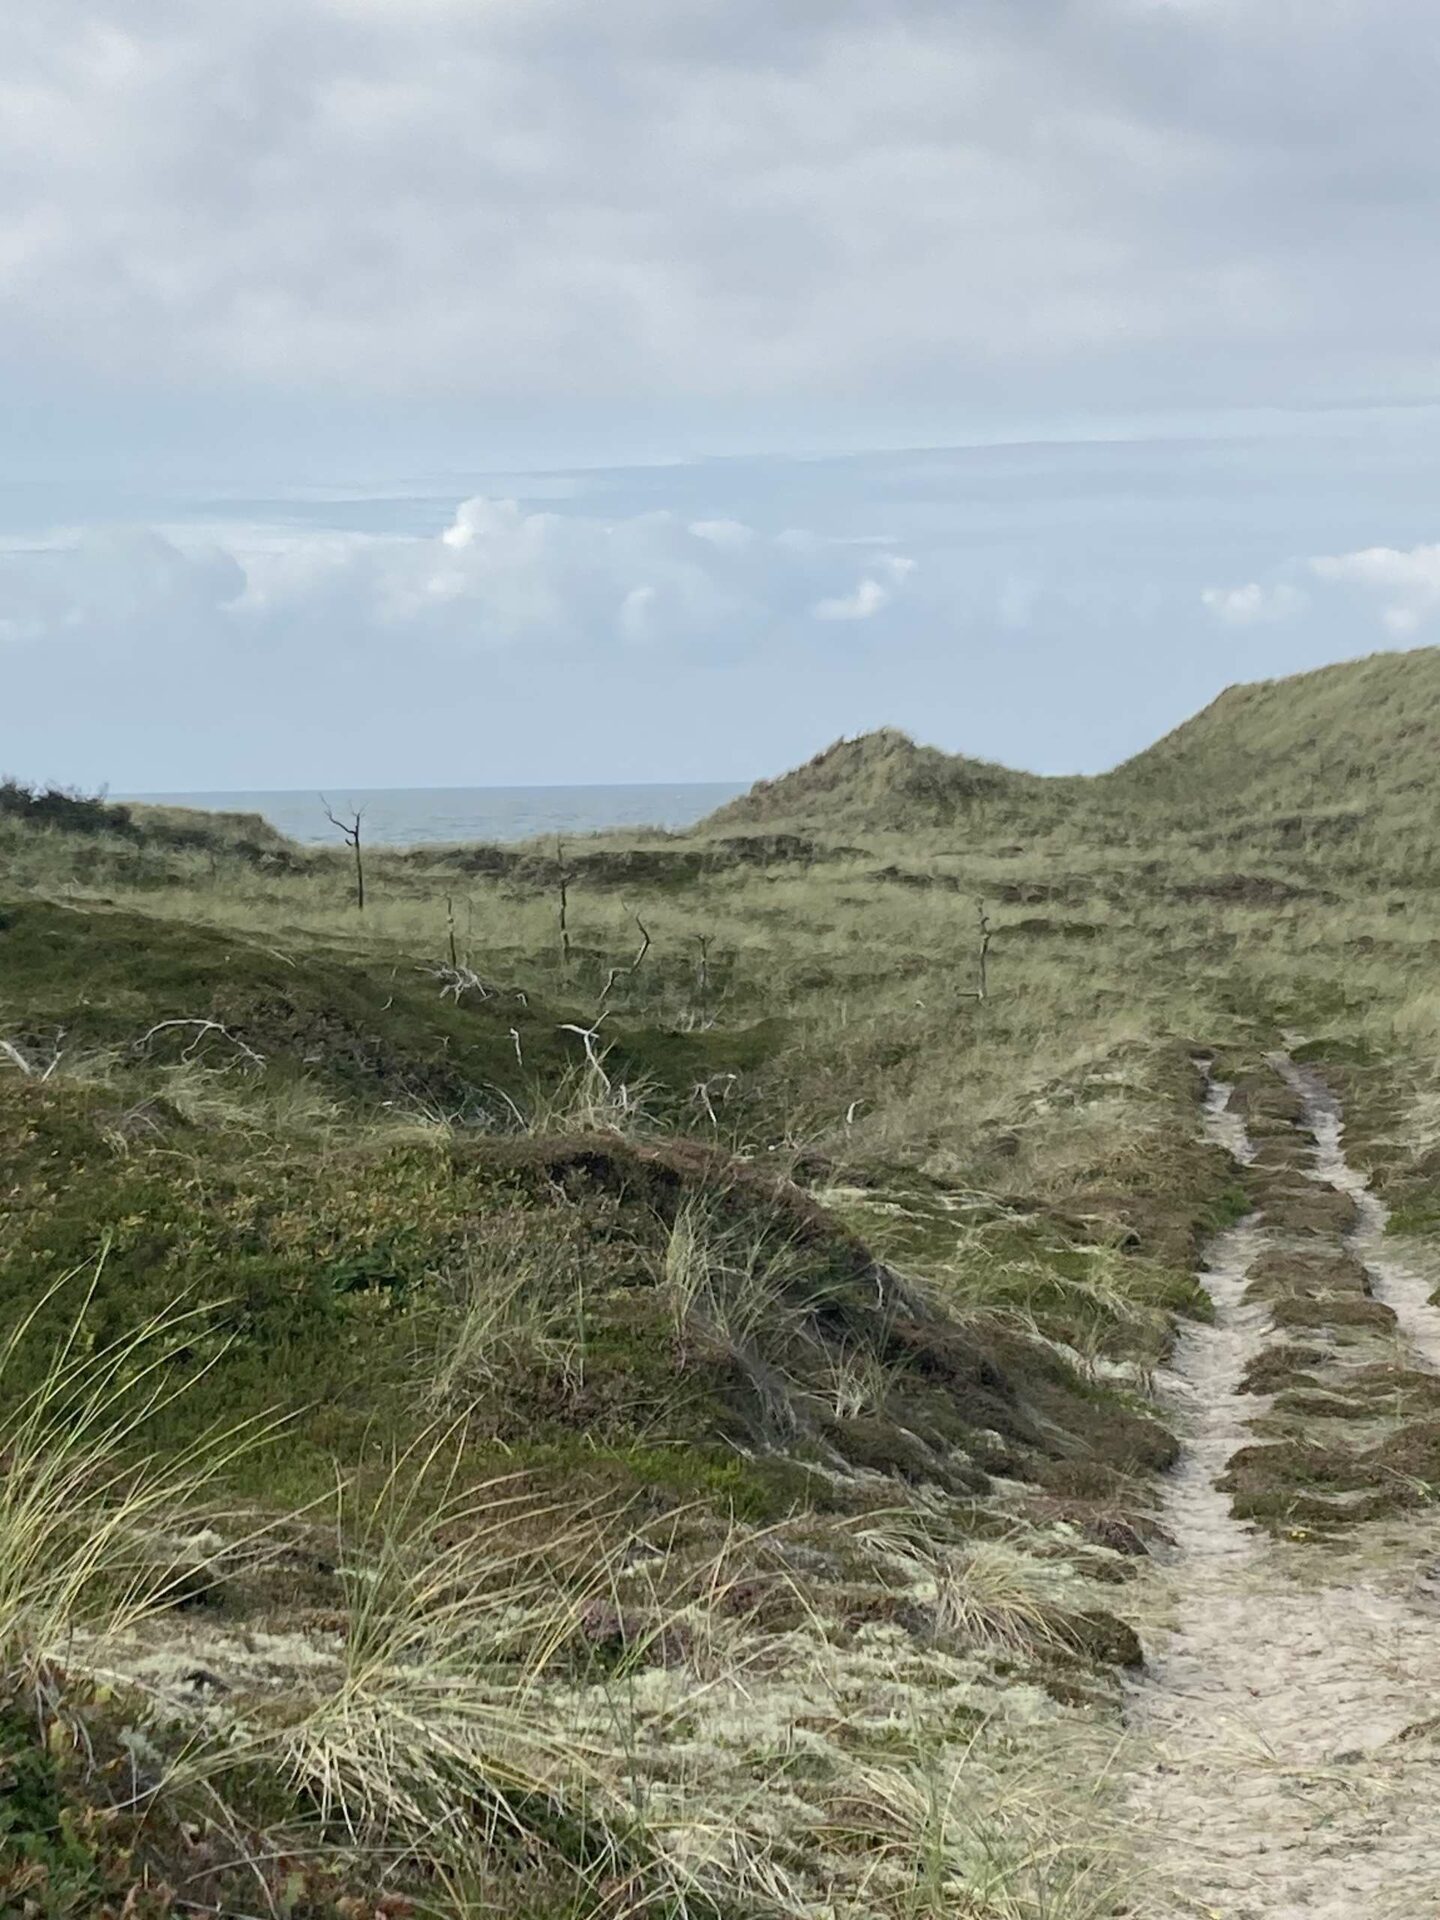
[[559, 1016, 611, 1089], [693, 932, 714, 1025], [320, 794, 366, 911], [598, 909, 653, 1006], [2, 1029, 66, 1079], [957, 899, 993, 1001], [556, 836, 572, 974], [132, 1020, 266, 1068], [415, 962, 492, 1003], [691, 1072, 738, 1127]]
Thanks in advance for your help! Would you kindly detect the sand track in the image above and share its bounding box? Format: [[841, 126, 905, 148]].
[[1127, 1061, 1440, 1919]]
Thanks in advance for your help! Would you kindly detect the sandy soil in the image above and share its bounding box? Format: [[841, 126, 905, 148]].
[[1126, 1063, 1440, 1919]]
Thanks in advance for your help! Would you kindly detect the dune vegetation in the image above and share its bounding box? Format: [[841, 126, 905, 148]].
[[6, 645, 1440, 1916]]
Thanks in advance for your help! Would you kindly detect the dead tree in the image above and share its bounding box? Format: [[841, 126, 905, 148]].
[[321, 797, 366, 911], [556, 837, 573, 977], [958, 899, 993, 1001], [694, 933, 713, 1026], [598, 910, 652, 1007]]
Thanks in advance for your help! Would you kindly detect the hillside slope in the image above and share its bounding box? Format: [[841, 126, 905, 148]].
[[702, 726, 1057, 831], [1104, 644, 1440, 814], [702, 646, 1440, 836]]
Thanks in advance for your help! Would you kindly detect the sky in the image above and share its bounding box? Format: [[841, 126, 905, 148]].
[[5, 0, 1440, 791]]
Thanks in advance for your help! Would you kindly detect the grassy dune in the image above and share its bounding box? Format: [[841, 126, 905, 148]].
[[6, 645, 1440, 1915]]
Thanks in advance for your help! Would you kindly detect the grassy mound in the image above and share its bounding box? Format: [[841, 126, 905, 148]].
[[701, 728, 1052, 831], [1106, 643, 1440, 818], [0, 897, 781, 1121]]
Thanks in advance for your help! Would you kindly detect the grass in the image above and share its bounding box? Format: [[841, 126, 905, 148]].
[[270, 1437, 592, 1859], [0, 1263, 277, 1689], [424, 1212, 593, 1409], [17, 648, 1440, 1909]]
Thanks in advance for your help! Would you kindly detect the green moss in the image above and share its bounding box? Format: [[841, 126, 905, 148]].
[[0, 1701, 109, 1915], [1386, 1201, 1440, 1237]]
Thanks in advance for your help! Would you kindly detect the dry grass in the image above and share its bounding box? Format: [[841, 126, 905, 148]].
[[20, 685, 1440, 1912], [0, 1262, 277, 1692], [424, 1213, 590, 1407], [846, 1741, 1128, 1920], [270, 1436, 598, 1858]]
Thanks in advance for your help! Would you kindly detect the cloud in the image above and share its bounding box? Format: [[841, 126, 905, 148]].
[[1200, 580, 1307, 626], [812, 555, 913, 622], [1309, 543, 1440, 635], [4, 0, 1440, 423], [1205, 538, 1440, 637], [0, 499, 912, 657], [0, 528, 245, 647]]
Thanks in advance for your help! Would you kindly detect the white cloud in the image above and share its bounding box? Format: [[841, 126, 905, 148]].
[[1205, 539, 1440, 637], [0, 498, 912, 656], [3, 1, 1440, 418], [0, 527, 245, 648], [1309, 543, 1440, 635], [813, 578, 887, 622], [1200, 580, 1307, 626]]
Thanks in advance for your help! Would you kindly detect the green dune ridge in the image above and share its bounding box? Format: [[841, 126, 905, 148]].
[[707, 644, 1440, 831]]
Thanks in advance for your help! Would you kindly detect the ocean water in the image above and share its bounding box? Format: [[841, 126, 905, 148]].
[[122, 782, 746, 848]]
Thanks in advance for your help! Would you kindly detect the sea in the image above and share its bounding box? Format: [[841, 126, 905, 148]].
[[120, 783, 746, 849]]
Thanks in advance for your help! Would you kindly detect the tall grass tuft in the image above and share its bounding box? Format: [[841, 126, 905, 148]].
[[271, 1431, 611, 1864], [0, 1258, 277, 1691], [425, 1213, 589, 1407]]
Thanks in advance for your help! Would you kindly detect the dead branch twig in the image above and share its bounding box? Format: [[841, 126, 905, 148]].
[[598, 909, 653, 1006], [957, 899, 993, 1001], [320, 795, 365, 911], [132, 1020, 266, 1068], [558, 1016, 610, 1078], [556, 836, 572, 975], [416, 962, 492, 1003], [1, 1029, 66, 1079], [691, 1073, 738, 1126], [694, 932, 713, 1026]]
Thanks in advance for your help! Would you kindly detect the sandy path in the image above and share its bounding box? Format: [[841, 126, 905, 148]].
[[1126, 1065, 1440, 1919], [1276, 1056, 1440, 1374]]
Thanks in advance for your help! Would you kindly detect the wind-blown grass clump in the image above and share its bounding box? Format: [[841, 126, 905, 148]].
[[0, 1264, 273, 1692]]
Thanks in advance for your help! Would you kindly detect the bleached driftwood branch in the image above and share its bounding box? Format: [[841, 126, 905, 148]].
[[132, 1020, 266, 1068], [417, 962, 493, 1003], [691, 1071, 739, 1126], [559, 1015, 609, 1076], [1, 1029, 66, 1080]]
